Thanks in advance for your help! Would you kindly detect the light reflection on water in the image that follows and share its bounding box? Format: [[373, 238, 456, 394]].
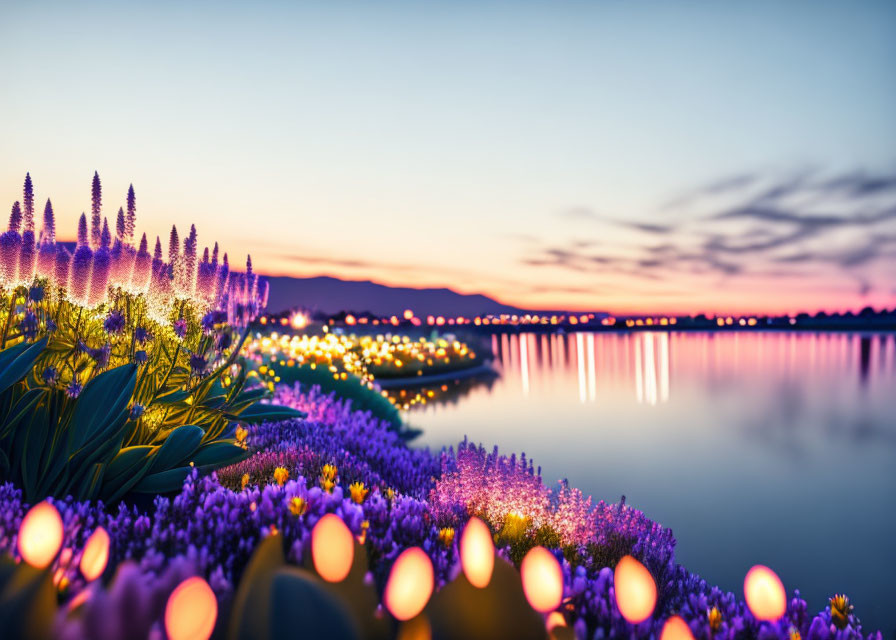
[[409, 332, 896, 634]]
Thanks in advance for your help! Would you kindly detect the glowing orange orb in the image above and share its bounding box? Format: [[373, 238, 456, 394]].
[[520, 546, 563, 613], [384, 547, 434, 621], [546, 611, 567, 631], [164, 576, 217, 640], [79, 526, 110, 581], [311, 514, 354, 583], [614, 555, 657, 624], [660, 615, 695, 640], [17, 501, 64, 569], [460, 517, 494, 588], [744, 565, 786, 621]]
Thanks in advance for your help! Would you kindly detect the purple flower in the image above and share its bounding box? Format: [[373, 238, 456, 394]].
[[42, 366, 58, 385], [103, 310, 126, 335], [28, 285, 44, 302], [134, 326, 150, 343], [129, 403, 145, 420], [189, 354, 207, 376], [173, 318, 187, 339], [21, 310, 39, 339], [135, 350, 148, 365], [90, 344, 111, 369], [66, 378, 82, 398]]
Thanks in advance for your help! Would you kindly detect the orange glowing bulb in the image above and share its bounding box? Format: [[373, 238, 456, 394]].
[[164, 576, 217, 640], [17, 501, 64, 569], [460, 517, 494, 588], [79, 526, 110, 581], [546, 611, 567, 631], [614, 555, 657, 624], [660, 616, 695, 640], [311, 513, 354, 583], [520, 546, 563, 613], [744, 565, 786, 621], [384, 547, 434, 621]]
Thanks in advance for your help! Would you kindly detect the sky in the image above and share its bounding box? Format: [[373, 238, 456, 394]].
[[1, 0, 894, 314]]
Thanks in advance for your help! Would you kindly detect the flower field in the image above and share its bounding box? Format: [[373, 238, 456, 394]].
[[0, 175, 884, 640]]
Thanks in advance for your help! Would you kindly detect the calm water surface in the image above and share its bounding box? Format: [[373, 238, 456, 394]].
[[408, 332, 896, 635]]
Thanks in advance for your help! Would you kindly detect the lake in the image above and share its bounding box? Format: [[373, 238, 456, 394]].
[[407, 331, 896, 635]]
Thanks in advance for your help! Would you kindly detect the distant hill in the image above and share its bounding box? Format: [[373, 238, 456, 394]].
[[264, 275, 525, 317]]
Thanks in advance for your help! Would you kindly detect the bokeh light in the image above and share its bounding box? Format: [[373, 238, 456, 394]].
[[460, 517, 494, 588], [79, 526, 110, 581], [384, 547, 434, 621], [17, 500, 64, 569], [660, 615, 695, 640], [311, 513, 354, 583], [614, 555, 657, 624], [744, 565, 786, 621], [164, 576, 218, 640], [520, 546, 563, 613]]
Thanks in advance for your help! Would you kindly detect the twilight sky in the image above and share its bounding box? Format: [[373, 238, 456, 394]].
[[1, 0, 894, 314]]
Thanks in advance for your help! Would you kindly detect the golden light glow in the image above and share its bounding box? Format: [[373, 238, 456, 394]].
[[17, 501, 64, 569], [546, 611, 567, 631], [311, 513, 354, 583], [520, 546, 563, 613], [384, 547, 434, 621], [744, 565, 787, 621], [460, 516, 494, 588], [614, 555, 657, 624], [164, 576, 218, 640], [660, 616, 695, 640], [79, 526, 110, 581]]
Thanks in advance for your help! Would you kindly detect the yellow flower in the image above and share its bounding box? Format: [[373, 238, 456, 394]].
[[789, 627, 801, 640], [829, 594, 852, 630], [707, 607, 722, 633], [289, 497, 308, 516], [349, 482, 369, 504], [357, 520, 370, 544], [321, 464, 337, 482], [438, 527, 455, 548], [385, 488, 395, 500], [235, 426, 249, 443], [321, 478, 335, 493], [273, 467, 289, 486], [240, 473, 250, 490]]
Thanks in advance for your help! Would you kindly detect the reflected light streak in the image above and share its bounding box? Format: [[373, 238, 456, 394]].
[[576, 333, 586, 404], [586, 332, 597, 402]]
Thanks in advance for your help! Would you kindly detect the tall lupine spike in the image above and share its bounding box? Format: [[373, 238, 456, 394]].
[[9, 201, 22, 233], [23, 173, 34, 232], [150, 236, 166, 292], [37, 200, 57, 276], [153, 236, 163, 262], [202, 246, 209, 263], [0, 229, 21, 285], [77, 213, 89, 247], [41, 199, 55, 245], [131, 233, 152, 291], [116, 207, 126, 242], [125, 184, 136, 243], [180, 224, 197, 295], [89, 242, 111, 306], [168, 225, 180, 283], [54, 246, 71, 290], [101, 218, 111, 249], [211, 242, 218, 267], [70, 242, 93, 305], [91, 171, 102, 249], [19, 227, 36, 284]]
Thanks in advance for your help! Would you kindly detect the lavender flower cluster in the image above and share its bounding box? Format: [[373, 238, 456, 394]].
[[0, 383, 883, 639], [0, 173, 266, 325]]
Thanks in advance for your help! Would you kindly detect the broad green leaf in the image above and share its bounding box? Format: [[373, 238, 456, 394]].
[[148, 425, 204, 473], [190, 440, 248, 469], [70, 364, 136, 451], [131, 466, 191, 494], [235, 403, 305, 424], [0, 337, 48, 394]]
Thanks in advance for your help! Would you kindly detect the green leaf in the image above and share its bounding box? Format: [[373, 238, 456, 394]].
[[0, 337, 48, 394], [190, 440, 248, 469], [131, 466, 191, 494], [0, 388, 43, 441], [148, 425, 204, 473], [235, 403, 305, 424], [70, 364, 136, 451], [105, 446, 155, 484]]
